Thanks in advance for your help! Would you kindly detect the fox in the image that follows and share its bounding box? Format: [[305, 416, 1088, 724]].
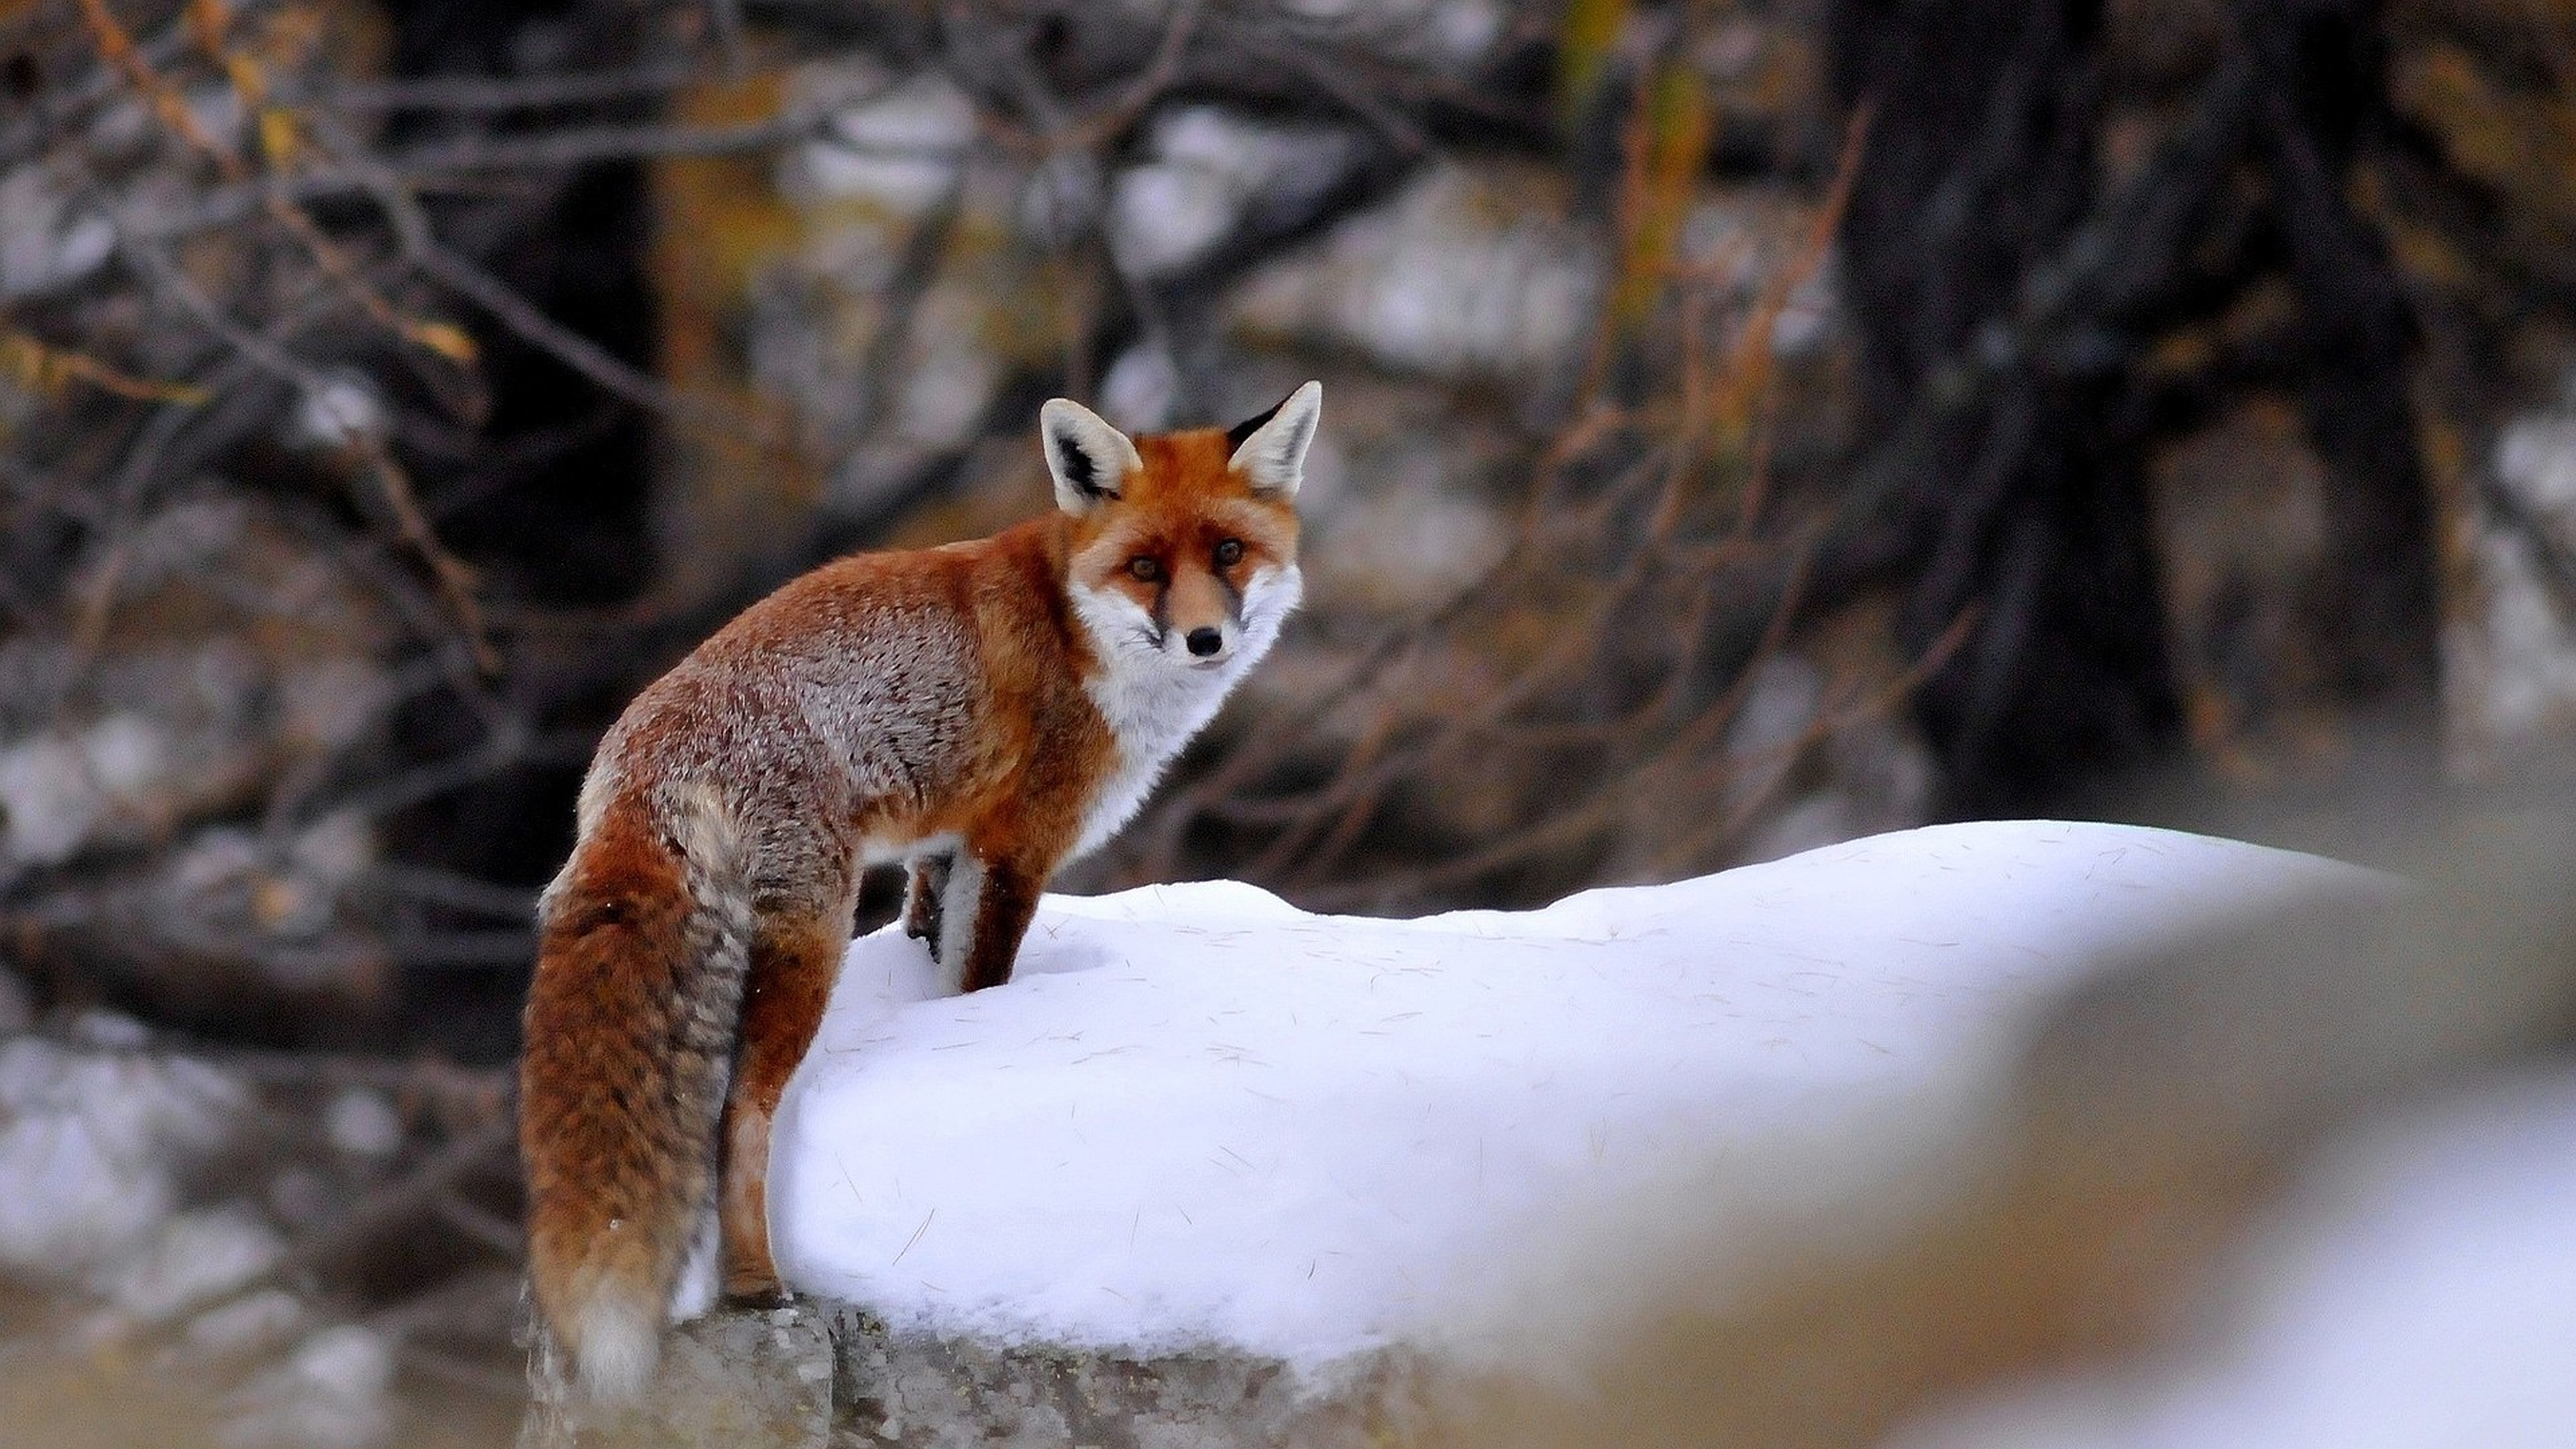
[[517, 383, 1319, 1401]]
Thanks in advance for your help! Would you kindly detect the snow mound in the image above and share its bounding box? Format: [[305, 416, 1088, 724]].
[[773, 820, 2382, 1368]]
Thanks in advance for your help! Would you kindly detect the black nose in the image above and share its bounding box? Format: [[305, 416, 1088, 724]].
[[1185, 627, 1224, 657]]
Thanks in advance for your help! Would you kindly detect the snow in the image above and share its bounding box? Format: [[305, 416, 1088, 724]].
[[323, 1088, 404, 1160], [0, 1026, 246, 1283], [1230, 164, 1597, 381], [0, 1020, 398, 1449], [1110, 108, 1361, 278], [292, 370, 388, 451], [790, 68, 973, 215], [105, 1204, 285, 1325], [1892, 1069, 2576, 1449], [220, 1323, 395, 1449], [185, 1287, 309, 1355], [0, 164, 114, 303], [773, 820, 2383, 1368]]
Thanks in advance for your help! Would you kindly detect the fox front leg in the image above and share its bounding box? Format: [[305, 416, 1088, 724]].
[[930, 850, 1044, 994], [902, 851, 954, 943]]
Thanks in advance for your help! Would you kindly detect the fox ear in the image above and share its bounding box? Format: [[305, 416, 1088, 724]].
[[1040, 398, 1143, 515], [1225, 381, 1322, 499]]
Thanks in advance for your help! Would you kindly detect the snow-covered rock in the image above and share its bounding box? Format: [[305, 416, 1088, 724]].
[[773, 820, 2383, 1377]]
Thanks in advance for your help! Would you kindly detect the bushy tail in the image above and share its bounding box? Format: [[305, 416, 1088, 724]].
[[519, 786, 751, 1403]]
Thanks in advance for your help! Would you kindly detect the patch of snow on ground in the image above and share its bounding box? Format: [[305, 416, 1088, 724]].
[[221, 1323, 395, 1449], [105, 1203, 284, 1324], [323, 1088, 403, 1160], [1891, 1068, 2576, 1449], [0, 1029, 246, 1284], [774, 820, 2382, 1368]]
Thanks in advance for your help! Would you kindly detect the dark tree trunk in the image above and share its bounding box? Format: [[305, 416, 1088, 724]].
[[1829, 0, 2438, 815], [1831, 0, 2186, 815], [2236, 0, 2441, 745], [383, 0, 662, 610], [378, 0, 669, 1061]]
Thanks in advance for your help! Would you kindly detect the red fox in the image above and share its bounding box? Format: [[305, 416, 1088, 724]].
[[519, 384, 1319, 1400]]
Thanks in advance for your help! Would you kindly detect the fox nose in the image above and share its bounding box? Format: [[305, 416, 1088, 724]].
[[1185, 627, 1224, 657]]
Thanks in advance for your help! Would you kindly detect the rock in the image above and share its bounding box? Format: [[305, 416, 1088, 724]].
[[523, 1300, 1426, 1448], [830, 1310, 1411, 1449], [521, 1306, 835, 1449]]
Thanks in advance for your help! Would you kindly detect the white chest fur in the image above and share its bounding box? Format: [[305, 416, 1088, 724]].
[[1071, 676, 1230, 859], [1066, 566, 1300, 860]]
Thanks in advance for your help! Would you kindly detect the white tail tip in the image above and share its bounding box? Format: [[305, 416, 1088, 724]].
[[573, 1291, 661, 1404]]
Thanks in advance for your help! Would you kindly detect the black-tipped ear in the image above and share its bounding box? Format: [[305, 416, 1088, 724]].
[[1225, 381, 1322, 498], [1040, 398, 1142, 515], [1224, 395, 1286, 453]]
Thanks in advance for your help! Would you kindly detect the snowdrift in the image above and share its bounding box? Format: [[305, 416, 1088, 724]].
[[770, 820, 2382, 1368]]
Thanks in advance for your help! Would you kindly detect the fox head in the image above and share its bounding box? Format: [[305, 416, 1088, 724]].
[[1042, 383, 1316, 691]]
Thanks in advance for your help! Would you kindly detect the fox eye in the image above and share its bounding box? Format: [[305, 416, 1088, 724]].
[[1127, 556, 1163, 583], [1213, 538, 1244, 567]]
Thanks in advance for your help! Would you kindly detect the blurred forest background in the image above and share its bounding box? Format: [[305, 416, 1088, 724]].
[[7, 0, 2576, 1443]]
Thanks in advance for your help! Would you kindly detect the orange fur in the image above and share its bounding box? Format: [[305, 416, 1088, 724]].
[[519, 387, 1318, 1399]]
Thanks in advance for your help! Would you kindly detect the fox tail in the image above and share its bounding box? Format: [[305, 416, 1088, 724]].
[[519, 784, 751, 1403]]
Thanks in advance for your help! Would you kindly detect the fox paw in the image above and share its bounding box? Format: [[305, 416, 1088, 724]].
[[903, 896, 942, 943], [902, 858, 951, 943], [722, 1277, 793, 1311]]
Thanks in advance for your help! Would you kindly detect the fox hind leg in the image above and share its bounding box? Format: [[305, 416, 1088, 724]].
[[718, 907, 846, 1305], [902, 851, 953, 943]]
